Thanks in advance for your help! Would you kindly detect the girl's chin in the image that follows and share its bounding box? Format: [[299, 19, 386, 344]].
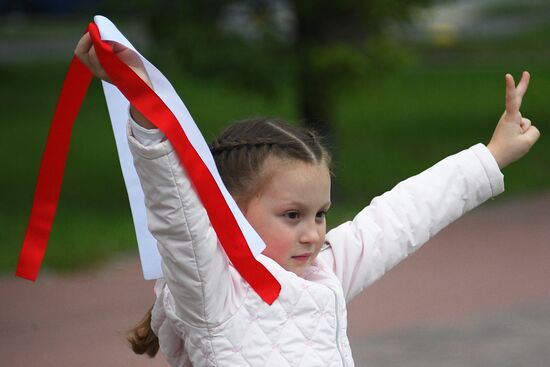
[[287, 259, 312, 276], [289, 268, 305, 277]]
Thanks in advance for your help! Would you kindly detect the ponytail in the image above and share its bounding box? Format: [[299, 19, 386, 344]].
[[127, 305, 159, 358]]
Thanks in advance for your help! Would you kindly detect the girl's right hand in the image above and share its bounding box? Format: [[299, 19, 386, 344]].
[[74, 32, 155, 129], [74, 32, 151, 85]]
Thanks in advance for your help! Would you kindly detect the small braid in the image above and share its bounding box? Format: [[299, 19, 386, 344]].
[[209, 138, 282, 155], [209, 117, 331, 204]]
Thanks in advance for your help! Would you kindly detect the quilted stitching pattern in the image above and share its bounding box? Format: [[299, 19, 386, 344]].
[[154, 260, 354, 366]]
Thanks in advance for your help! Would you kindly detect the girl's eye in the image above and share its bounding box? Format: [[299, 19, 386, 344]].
[[284, 211, 300, 220], [316, 211, 327, 219]]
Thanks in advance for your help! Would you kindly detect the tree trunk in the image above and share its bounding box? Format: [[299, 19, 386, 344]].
[[294, 7, 336, 149], [298, 59, 334, 145]]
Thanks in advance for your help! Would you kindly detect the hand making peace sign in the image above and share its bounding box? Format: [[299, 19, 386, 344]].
[[487, 71, 540, 169]]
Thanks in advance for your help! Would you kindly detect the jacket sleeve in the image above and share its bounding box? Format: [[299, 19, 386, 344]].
[[318, 143, 504, 303], [127, 124, 244, 326]]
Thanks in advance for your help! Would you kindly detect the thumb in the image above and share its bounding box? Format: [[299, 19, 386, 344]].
[[109, 40, 129, 53]]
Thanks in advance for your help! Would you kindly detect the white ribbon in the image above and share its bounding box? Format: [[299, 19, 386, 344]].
[[95, 15, 266, 279]]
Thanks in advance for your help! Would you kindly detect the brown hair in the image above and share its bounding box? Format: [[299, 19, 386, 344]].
[[210, 117, 331, 205], [128, 117, 331, 357], [127, 305, 159, 357]]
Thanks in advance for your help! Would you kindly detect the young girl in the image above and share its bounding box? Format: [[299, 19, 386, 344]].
[[76, 33, 539, 366]]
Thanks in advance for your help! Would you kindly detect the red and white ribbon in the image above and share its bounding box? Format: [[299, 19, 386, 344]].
[[16, 16, 281, 304]]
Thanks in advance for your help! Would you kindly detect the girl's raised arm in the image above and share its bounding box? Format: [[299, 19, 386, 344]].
[[75, 33, 240, 323], [320, 72, 540, 302]]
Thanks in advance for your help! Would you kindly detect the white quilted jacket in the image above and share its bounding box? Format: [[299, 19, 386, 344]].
[[128, 127, 504, 367]]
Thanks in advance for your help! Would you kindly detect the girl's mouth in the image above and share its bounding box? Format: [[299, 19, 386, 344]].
[[291, 254, 312, 262]]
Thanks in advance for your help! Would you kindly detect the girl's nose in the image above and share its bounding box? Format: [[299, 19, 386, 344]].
[[299, 222, 321, 244]]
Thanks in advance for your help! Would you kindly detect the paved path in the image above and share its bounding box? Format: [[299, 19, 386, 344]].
[[2, 192, 549, 366]]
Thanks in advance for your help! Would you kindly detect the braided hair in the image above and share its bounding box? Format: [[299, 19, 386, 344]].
[[209, 117, 331, 205]]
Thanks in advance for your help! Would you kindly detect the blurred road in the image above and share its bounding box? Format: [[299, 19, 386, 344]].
[[2, 192, 549, 366]]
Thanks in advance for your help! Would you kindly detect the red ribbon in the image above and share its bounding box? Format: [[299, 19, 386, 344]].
[[16, 56, 92, 280], [16, 21, 281, 305]]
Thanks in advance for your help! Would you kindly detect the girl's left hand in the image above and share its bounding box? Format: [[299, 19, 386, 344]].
[[487, 71, 540, 169]]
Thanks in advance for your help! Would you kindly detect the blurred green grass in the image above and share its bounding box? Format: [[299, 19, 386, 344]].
[[2, 36, 549, 275]]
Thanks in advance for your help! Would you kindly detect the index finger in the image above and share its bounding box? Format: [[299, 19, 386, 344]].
[[505, 73, 519, 114], [74, 32, 92, 58]]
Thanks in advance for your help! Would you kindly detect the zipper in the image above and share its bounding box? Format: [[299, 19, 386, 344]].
[[332, 289, 346, 366]]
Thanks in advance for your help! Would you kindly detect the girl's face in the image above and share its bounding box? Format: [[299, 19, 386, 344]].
[[242, 158, 331, 276]]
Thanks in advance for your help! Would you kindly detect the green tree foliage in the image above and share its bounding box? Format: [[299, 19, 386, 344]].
[[292, 0, 432, 140], [146, 1, 293, 94], [145, 0, 432, 139]]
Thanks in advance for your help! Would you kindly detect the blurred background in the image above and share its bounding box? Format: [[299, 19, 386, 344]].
[[1, 0, 549, 366]]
